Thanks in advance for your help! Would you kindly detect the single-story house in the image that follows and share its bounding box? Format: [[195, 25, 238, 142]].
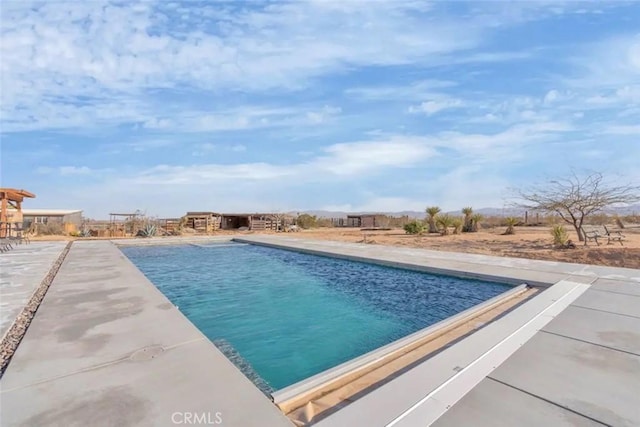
[[22, 209, 83, 233]]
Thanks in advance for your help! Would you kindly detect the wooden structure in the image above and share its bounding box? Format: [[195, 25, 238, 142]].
[[220, 213, 288, 231], [159, 218, 182, 235], [345, 214, 384, 228], [109, 212, 141, 237], [0, 188, 35, 237], [185, 212, 221, 233]]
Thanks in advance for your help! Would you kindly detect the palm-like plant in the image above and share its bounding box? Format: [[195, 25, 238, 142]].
[[436, 214, 455, 236], [426, 206, 441, 233], [462, 207, 473, 232], [471, 213, 484, 232], [503, 217, 518, 235], [451, 217, 464, 235]]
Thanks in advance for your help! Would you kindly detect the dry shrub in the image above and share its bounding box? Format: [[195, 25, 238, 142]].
[[37, 222, 64, 235]]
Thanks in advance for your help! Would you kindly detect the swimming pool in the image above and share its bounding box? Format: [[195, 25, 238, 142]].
[[122, 242, 511, 392]]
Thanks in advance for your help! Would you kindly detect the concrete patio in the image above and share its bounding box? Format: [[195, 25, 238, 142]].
[[1, 237, 638, 426], [0, 241, 292, 427], [0, 242, 68, 339]]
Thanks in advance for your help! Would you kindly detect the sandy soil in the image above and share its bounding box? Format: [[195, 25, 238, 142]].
[[292, 226, 640, 270]]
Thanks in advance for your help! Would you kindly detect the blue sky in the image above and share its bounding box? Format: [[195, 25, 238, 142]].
[[1, 1, 639, 219]]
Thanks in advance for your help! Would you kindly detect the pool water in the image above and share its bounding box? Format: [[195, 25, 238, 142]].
[[122, 243, 511, 391]]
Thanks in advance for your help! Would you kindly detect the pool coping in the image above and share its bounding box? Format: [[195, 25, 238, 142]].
[[271, 283, 529, 408]]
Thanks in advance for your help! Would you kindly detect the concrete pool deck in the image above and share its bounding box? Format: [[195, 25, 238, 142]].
[[0, 241, 292, 427], [1, 236, 638, 426], [0, 242, 68, 340]]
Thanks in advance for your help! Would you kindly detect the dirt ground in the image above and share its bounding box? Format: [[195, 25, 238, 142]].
[[292, 226, 640, 270], [29, 225, 640, 269]]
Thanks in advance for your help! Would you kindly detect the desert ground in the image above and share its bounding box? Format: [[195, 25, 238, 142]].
[[29, 225, 640, 269], [291, 226, 640, 270]]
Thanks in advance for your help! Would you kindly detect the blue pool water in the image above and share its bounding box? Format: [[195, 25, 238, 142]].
[[122, 243, 511, 391]]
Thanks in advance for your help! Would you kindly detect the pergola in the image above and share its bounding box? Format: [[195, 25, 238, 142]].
[[0, 188, 36, 237]]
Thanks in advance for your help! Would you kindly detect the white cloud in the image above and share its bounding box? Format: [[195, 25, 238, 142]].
[[543, 89, 560, 104], [408, 98, 464, 115], [314, 137, 436, 175], [345, 80, 458, 101], [0, 1, 485, 132], [306, 105, 342, 124], [567, 33, 640, 89], [603, 125, 640, 135], [36, 165, 100, 176], [131, 135, 437, 185]]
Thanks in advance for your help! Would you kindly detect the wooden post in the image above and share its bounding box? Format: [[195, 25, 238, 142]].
[[0, 195, 7, 238], [525, 211, 528, 224]]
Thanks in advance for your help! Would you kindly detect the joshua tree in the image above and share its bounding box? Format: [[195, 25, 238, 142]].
[[461, 207, 473, 232], [471, 213, 484, 232], [425, 206, 441, 233], [436, 214, 455, 236], [452, 217, 463, 235], [516, 171, 640, 242], [503, 217, 518, 235]]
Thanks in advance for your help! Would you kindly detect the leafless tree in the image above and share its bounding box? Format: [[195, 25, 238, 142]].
[[516, 172, 640, 242]]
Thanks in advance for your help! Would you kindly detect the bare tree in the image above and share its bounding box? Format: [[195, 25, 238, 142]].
[[516, 172, 640, 242]]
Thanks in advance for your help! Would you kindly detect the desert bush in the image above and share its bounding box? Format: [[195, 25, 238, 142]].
[[623, 214, 640, 224], [296, 214, 317, 229], [503, 217, 518, 235], [404, 220, 426, 235], [425, 206, 441, 233], [37, 222, 64, 235], [436, 214, 455, 236]]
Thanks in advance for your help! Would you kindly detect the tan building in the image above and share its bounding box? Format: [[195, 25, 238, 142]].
[[22, 209, 83, 234]]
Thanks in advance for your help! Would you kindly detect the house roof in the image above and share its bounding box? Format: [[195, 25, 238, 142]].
[[22, 209, 82, 216]]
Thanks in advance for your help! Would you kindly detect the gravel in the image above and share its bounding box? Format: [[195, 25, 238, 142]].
[[0, 241, 73, 377]]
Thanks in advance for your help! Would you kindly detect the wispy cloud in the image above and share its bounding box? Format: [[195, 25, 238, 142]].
[[2, 1, 639, 217]]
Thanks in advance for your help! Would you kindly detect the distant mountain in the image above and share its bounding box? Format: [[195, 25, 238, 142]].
[[295, 204, 640, 219]]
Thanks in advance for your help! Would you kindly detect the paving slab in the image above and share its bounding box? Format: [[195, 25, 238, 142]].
[[488, 332, 640, 427], [571, 289, 640, 318], [0, 242, 67, 339], [0, 241, 292, 427], [542, 305, 640, 355], [591, 278, 640, 296], [315, 281, 588, 427], [432, 377, 601, 427]]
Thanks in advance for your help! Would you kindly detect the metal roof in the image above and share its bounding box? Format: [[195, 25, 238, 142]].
[[22, 209, 82, 216]]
